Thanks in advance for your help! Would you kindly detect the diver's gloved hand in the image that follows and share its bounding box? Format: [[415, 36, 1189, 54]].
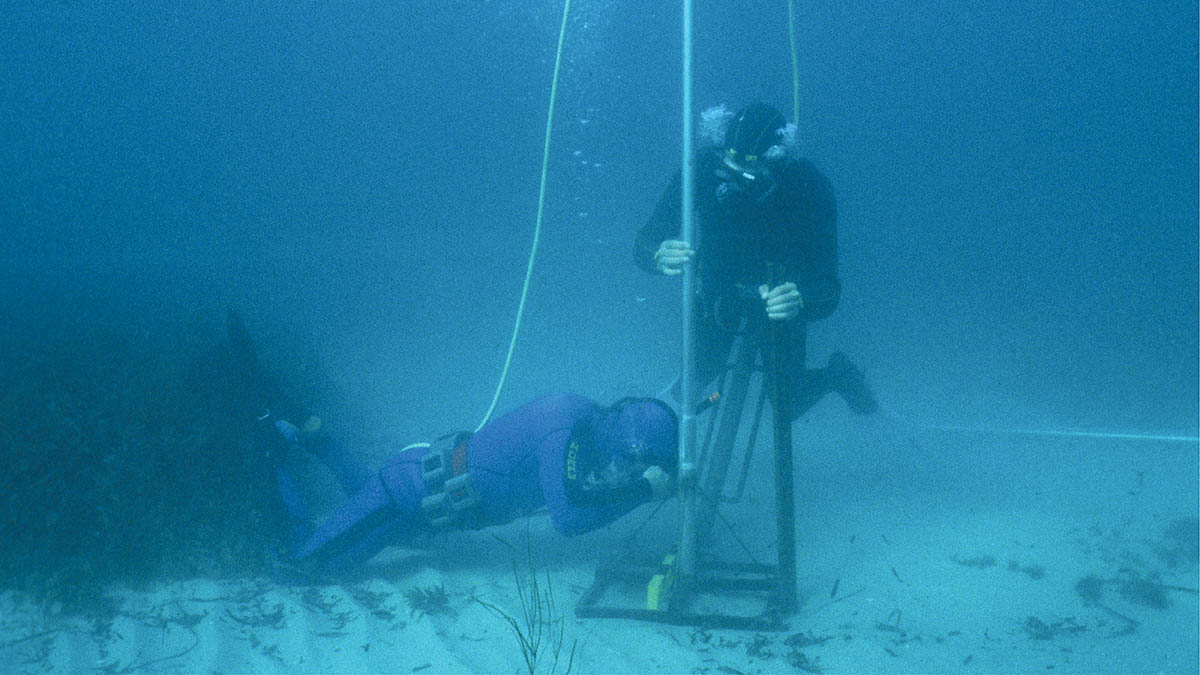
[[758, 282, 803, 321], [654, 240, 695, 276], [643, 465, 674, 500]]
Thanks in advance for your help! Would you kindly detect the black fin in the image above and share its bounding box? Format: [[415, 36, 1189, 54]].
[[226, 307, 261, 378], [224, 309, 312, 425]]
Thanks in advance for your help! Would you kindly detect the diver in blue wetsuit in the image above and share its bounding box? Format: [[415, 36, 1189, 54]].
[[273, 393, 676, 576], [225, 311, 678, 578]]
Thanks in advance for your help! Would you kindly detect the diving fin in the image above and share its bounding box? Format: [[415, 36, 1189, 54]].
[[224, 308, 311, 425], [226, 307, 262, 380]]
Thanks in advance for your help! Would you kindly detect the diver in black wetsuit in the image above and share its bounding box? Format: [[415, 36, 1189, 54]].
[[634, 102, 877, 419]]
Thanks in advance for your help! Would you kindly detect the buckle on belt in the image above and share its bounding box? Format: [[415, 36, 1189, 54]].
[[419, 433, 478, 530]]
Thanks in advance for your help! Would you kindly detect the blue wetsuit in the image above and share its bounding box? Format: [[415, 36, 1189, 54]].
[[278, 394, 675, 575]]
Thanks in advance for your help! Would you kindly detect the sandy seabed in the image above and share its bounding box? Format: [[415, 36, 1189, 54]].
[[3, 419, 1196, 674]]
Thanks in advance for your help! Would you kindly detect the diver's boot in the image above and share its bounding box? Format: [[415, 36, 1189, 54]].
[[273, 415, 329, 453], [274, 418, 303, 451], [827, 352, 878, 415], [278, 415, 370, 495]]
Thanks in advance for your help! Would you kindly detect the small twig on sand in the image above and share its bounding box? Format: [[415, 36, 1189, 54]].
[[0, 629, 59, 651]]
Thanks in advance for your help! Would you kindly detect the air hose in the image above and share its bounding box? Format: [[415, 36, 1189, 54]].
[[787, 0, 800, 123], [474, 0, 573, 433]]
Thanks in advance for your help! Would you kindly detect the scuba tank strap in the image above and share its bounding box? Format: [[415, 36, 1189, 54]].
[[419, 431, 471, 488], [418, 431, 482, 530]]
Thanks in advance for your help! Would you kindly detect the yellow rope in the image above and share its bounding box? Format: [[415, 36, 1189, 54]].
[[475, 0, 572, 432], [788, 0, 800, 123]]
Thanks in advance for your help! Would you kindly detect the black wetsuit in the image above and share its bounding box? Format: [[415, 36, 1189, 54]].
[[634, 149, 840, 418]]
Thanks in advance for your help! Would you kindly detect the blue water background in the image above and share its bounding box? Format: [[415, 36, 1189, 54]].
[[1, 4, 1196, 666], [4, 2, 1194, 439]]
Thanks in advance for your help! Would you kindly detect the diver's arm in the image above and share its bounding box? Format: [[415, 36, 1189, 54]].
[[785, 160, 841, 321], [642, 465, 673, 500], [634, 170, 684, 275], [797, 277, 840, 322], [796, 198, 840, 321], [564, 470, 652, 507]]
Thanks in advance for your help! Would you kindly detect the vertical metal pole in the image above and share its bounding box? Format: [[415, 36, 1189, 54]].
[[766, 266, 797, 612], [677, 0, 699, 579]]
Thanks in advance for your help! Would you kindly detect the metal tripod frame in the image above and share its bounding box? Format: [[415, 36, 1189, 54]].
[[576, 328, 797, 630]]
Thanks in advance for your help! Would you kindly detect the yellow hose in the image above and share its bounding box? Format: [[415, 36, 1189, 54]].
[[788, 0, 800, 123], [475, 0, 572, 432]]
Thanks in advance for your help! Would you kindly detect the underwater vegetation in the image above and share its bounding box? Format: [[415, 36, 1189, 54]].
[[0, 313, 299, 614], [1155, 517, 1199, 569], [403, 583, 453, 619], [475, 562, 577, 675]]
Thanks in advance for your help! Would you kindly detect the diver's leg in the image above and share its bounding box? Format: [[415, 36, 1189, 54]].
[[273, 414, 371, 496], [758, 323, 835, 420], [776, 326, 878, 418], [788, 371, 832, 419], [274, 463, 311, 549], [824, 351, 878, 415], [669, 307, 732, 407], [305, 430, 373, 496], [293, 445, 430, 575], [782, 326, 825, 420], [692, 309, 736, 401], [247, 416, 313, 551]]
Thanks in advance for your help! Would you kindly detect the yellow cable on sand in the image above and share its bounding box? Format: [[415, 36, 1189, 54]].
[[474, 0, 572, 433]]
